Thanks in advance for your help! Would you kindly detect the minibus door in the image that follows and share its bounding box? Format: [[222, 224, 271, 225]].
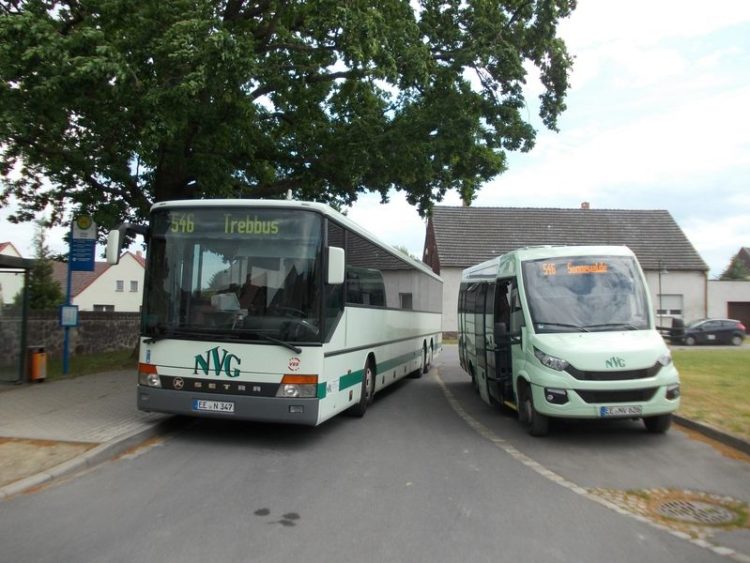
[[474, 283, 491, 405], [489, 280, 513, 404]]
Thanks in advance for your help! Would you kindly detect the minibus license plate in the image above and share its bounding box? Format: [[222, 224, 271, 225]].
[[599, 405, 642, 417], [193, 399, 235, 414]]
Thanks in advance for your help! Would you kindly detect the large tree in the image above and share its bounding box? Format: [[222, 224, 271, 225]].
[[0, 0, 575, 231]]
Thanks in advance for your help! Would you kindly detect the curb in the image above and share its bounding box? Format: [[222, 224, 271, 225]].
[[0, 418, 181, 500], [673, 415, 750, 457]]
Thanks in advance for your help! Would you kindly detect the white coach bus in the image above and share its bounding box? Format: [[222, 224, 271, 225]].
[[457, 245, 680, 436], [107, 199, 442, 425]]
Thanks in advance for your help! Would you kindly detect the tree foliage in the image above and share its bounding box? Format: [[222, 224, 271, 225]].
[[0, 0, 575, 232], [17, 220, 65, 309], [720, 255, 750, 281]]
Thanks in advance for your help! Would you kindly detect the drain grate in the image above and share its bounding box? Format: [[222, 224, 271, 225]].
[[588, 487, 748, 538], [655, 500, 739, 526]]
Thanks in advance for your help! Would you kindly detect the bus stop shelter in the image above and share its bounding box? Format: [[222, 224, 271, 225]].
[[0, 254, 34, 385]]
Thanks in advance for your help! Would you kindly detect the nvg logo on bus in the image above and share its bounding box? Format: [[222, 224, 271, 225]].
[[605, 356, 626, 369], [194, 346, 242, 378], [224, 215, 279, 235]]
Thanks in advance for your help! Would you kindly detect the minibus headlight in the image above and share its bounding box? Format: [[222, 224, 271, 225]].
[[657, 352, 673, 366], [533, 347, 569, 372]]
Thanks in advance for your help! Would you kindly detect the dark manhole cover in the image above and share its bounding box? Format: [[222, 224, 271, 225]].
[[655, 500, 739, 525]]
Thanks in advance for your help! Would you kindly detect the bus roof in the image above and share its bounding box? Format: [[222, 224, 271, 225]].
[[461, 245, 636, 282], [151, 199, 441, 281]]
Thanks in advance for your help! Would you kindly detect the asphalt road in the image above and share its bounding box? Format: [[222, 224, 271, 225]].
[[0, 347, 748, 563]]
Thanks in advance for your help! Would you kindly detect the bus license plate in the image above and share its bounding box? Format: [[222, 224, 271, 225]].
[[600, 405, 642, 417], [193, 399, 235, 414]]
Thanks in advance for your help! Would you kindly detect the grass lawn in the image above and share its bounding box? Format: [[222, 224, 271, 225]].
[[46, 349, 137, 380], [671, 348, 750, 443]]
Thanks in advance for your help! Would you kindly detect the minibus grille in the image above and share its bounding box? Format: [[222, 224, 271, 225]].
[[574, 388, 659, 404], [565, 364, 661, 381]]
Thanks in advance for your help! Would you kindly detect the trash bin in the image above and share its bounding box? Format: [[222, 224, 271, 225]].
[[28, 346, 47, 382]]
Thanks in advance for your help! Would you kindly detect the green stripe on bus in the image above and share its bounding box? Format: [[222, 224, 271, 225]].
[[317, 383, 327, 399], [333, 349, 421, 396], [377, 350, 420, 373], [340, 370, 363, 390]]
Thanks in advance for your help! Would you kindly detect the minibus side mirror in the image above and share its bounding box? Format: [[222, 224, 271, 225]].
[[327, 246, 345, 285]]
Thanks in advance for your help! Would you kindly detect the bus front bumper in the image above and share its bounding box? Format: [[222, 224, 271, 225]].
[[531, 382, 680, 419], [137, 386, 320, 425]]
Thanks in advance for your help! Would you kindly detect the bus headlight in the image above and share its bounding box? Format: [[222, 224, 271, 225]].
[[534, 347, 569, 372], [657, 352, 673, 366], [276, 374, 318, 398], [138, 363, 161, 388]]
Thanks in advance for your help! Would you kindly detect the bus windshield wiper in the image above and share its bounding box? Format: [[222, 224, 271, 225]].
[[534, 321, 590, 332], [583, 322, 640, 331], [232, 329, 302, 354], [143, 324, 176, 343]]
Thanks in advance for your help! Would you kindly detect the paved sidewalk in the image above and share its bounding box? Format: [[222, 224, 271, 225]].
[[0, 371, 170, 499]]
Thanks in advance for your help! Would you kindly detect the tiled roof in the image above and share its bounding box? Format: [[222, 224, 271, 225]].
[[51, 261, 111, 297], [429, 206, 708, 271]]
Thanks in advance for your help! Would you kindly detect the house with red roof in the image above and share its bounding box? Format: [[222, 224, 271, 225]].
[[50, 251, 146, 312]]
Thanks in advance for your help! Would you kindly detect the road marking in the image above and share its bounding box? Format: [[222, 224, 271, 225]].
[[433, 368, 750, 562]]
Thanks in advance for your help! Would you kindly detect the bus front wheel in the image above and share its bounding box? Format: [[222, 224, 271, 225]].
[[349, 359, 375, 417], [643, 414, 672, 433], [519, 384, 549, 437]]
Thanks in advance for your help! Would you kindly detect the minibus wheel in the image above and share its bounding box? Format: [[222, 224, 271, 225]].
[[643, 414, 672, 433], [520, 384, 549, 437]]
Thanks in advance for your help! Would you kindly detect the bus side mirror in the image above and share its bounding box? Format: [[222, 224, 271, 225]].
[[327, 246, 345, 285], [106, 230, 122, 265]]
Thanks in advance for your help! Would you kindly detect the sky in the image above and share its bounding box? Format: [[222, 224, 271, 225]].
[[2, 0, 749, 278]]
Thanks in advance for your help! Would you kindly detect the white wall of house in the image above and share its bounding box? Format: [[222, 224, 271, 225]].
[[74, 253, 144, 312], [644, 270, 707, 325], [707, 280, 750, 318], [0, 243, 25, 305], [439, 268, 463, 333]]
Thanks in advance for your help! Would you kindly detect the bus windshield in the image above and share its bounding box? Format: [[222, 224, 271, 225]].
[[521, 255, 650, 333], [143, 207, 323, 345]]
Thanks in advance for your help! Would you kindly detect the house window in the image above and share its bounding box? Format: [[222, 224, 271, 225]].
[[657, 294, 683, 317], [116, 280, 124, 292], [130, 280, 138, 292], [93, 304, 115, 312]]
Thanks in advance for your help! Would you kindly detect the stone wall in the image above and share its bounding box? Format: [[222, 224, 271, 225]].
[[0, 310, 140, 360]]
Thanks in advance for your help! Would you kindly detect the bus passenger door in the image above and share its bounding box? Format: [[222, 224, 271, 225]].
[[509, 281, 526, 403], [490, 280, 513, 404], [474, 283, 491, 405]]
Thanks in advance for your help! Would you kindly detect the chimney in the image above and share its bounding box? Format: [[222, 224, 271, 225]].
[[581, 202, 590, 210]]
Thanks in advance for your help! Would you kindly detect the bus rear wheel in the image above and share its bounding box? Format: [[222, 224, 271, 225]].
[[423, 343, 433, 374], [348, 359, 375, 417]]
